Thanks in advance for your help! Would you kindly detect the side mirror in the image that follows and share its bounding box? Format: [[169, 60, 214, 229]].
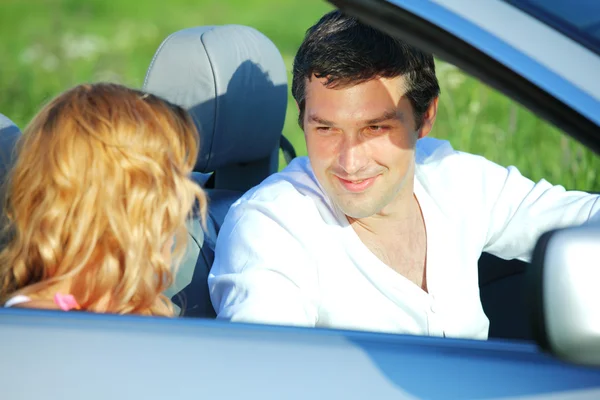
[[530, 223, 600, 366]]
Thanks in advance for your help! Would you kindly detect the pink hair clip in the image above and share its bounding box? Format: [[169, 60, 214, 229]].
[[54, 293, 81, 311]]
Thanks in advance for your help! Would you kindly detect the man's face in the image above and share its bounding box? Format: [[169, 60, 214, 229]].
[[303, 75, 433, 219]]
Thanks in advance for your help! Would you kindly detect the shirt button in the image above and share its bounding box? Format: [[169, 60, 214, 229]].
[[430, 304, 437, 313]]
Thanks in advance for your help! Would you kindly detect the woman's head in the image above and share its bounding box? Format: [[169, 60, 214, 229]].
[[0, 83, 207, 316]]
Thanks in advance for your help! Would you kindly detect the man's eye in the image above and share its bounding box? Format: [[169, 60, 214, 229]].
[[316, 126, 332, 132], [369, 125, 389, 132]]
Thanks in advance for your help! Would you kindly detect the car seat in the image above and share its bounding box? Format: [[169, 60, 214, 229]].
[[0, 113, 23, 246], [478, 254, 531, 340], [143, 25, 288, 317], [0, 113, 21, 182]]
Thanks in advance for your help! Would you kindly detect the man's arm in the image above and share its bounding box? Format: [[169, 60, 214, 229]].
[[480, 159, 600, 261], [208, 198, 320, 327]]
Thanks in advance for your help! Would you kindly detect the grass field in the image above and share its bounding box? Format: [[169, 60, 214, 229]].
[[1, 0, 598, 191]]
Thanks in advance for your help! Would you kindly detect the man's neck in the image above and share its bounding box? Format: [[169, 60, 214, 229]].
[[346, 179, 418, 236], [346, 178, 428, 291]]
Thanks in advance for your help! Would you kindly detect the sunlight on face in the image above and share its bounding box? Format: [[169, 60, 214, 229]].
[[303, 76, 420, 219]]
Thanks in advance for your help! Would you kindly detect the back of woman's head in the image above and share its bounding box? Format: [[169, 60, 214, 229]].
[[0, 83, 207, 316]]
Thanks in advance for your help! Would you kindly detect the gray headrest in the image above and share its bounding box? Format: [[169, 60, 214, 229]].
[[0, 113, 22, 178], [143, 25, 288, 173], [0, 113, 20, 137]]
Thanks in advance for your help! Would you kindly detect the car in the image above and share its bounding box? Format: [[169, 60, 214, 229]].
[[1, 0, 599, 399]]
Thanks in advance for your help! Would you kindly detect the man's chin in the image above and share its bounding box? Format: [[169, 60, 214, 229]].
[[334, 198, 378, 220]]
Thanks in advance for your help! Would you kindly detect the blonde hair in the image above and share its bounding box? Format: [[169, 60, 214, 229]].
[[0, 83, 207, 316]]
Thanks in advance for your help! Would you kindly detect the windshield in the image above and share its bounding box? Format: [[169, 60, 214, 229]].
[[503, 0, 600, 55]]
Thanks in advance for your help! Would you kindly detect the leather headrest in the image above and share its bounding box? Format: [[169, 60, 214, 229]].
[[143, 25, 288, 173]]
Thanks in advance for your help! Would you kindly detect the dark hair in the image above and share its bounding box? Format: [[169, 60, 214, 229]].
[[292, 10, 440, 129]]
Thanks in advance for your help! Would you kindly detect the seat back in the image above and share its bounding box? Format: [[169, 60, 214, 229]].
[[144, 25, 288, 317], [478, 253, 531, 340], [0, 113, 22, 246], [0, 113, 21, 182]]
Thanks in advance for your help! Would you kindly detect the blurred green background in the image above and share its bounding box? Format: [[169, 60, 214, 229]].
[[1, 0, 598, 190]]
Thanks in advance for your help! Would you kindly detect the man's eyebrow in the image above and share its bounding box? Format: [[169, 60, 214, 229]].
[[307, 110, 404, 126], [307, 114, 336, 126], [364, 110, 404, 125]]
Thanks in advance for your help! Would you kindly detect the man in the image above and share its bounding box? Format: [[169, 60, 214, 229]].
[[208, 11, 599, 339]]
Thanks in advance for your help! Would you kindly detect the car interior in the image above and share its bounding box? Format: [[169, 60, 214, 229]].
[[0, 24, 532, 342]]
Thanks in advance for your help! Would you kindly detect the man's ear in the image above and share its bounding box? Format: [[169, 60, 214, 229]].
[[418, 96, 439, 139]]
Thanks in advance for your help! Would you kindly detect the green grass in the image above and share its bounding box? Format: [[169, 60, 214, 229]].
[[1, 0, 598, 191]]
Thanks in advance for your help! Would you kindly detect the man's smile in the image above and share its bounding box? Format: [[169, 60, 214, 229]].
[[335, 174, 380, 193]]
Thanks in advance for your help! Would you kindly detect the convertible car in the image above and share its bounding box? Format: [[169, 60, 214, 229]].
[[1, 0, 599, 399]]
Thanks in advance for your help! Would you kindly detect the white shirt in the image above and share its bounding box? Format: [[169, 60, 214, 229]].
[[208, 138, 600, 339]]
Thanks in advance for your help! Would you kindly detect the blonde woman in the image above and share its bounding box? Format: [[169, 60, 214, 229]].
[[0, 83, 207, 316]]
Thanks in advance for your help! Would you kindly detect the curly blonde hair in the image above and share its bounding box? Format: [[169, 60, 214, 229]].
[[0, 83, 207, 316]]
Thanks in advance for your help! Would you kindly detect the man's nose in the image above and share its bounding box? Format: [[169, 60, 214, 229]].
[[337, 135, 368, 176]]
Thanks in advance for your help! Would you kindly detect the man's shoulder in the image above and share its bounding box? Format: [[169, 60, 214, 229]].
[[416, 137, 484, 165], [219, 156, 339, 243], [416, 137, 500, 177], [232, 156, 331, 215], [415, 137, 510, 204]]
